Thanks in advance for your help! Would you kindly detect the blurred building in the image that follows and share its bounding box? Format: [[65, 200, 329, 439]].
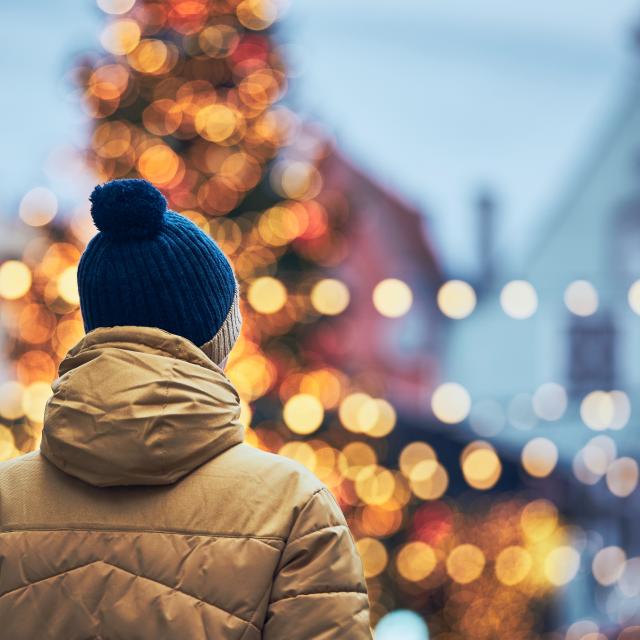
[[443, 80, 640, 628], [314, 147, 444, 417]]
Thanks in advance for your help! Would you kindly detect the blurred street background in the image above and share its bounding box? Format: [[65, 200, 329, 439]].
[[2, 1, 640, 638]]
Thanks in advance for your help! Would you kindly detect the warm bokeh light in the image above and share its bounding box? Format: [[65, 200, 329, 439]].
[[57, 266, 80, 306], [564, 280, 598, 316], [495, 545, 533, 586], [310, 278, 350, 315], [544, 546, 580, 586], [0, 261, 32, 300], [431, 382, 471, 424], [372, 278, 413, 318], [396, 541, 438, 581], [22, 381, 52, 423], [100, 19, 141, 56], [437, 279, 476, 319], [446, 544, 485, 584], [461, 442, 502, 489], [247, 277, 287, 314], [356, 537, 388, 578], [409, 461, 449, 500], [500, 280, 538, 319], [399, 441, 436, 477], [282, 393, 324, 435], [97, 0, 136, 14], [580, 390, 631, 431], [606, 457, 639, 497], [520, 499, 558, 542], [521, 437, 558, 478], [19, 187, 58, 227], [592, 546, 626, 585]]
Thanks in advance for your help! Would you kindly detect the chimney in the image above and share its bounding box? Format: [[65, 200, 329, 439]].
[[476, 189, 497, 290]]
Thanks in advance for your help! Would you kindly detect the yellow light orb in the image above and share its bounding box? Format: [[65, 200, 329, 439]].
[[57, 266, 80, 305], [355, 465, 396, 506], [372, 278, 413, 318], [399, 441, 436, 477], [100, 18, 141, 55], [447, 544, 485, 584], [521, 437, 558, 478], [437, 280, 476, 319], [283, 393, 324, 435], [199, 24, 240, 59], [544, 546, 580, 586], [338, 392, 375, 433], [195, 104, 240, 143], [237, 0, 278, 31], [19, 187, 57, 226], [0, 382, 24, 420], [22, 381, 52, 423], [431, 382, 471, 424], [279, 162, 321, 200], [137, 145, 180, 185], [247, 277, 287, 314], [461, 446, 501, 490], [396, 542, 437, 582], [606, 457, 639, 498], [520, 499, 558, 542], [495, 546, 533, 586], [0, 261, 32, 300], [500, 280, 538, 319], [129, 40, 170, 75], [564, 280, 599, 317], [592, 546, 626, 586], [310, 279, 350, 315], [409, 462, 448, 500], [341, 442, 377, 480], [356, 537, 388, 578], [366, 399, 397, 438]]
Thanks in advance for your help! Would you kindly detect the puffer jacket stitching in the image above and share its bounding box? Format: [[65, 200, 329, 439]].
[[0, 558, 261, 631], [270, 590, 369, 604], [239, 584, 272, 640], [285, 523, 348, 545], [0, 527, 285, 546]]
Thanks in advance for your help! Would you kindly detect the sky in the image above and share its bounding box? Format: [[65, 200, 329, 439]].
[[284, 0, 640, 274], [0, 0, 639, 274]]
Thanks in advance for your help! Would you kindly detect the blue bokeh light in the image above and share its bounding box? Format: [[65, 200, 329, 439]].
[[375, 609, 429, 640]]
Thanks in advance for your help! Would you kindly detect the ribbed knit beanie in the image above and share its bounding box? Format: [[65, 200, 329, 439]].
[[77, 179, 241, 364]]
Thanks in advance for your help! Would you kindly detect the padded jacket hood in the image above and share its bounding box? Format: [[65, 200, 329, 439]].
[[0, 326, 371, 639], [40, 325, 243, 487]]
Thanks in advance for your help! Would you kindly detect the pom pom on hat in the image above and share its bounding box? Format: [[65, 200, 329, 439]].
[[89, 178, 167, 239]]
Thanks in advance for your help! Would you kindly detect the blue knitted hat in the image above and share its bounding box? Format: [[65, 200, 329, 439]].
[[78, 179, 241, 364]]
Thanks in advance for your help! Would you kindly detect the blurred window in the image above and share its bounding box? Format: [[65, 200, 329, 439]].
[[567, 312, 616, 399]]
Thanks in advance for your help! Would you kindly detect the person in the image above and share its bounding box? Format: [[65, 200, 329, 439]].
[[0, 179, 372, 639]]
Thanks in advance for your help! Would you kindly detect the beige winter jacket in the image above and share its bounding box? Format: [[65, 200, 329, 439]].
[[0, 326, 371, 639]]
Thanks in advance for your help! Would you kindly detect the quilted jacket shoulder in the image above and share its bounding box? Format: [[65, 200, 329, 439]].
[[0, 445, 371, 639]]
